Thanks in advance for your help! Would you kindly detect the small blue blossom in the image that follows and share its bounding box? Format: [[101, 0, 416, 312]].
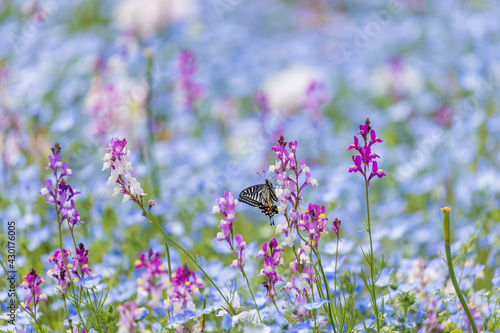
[[76, 274, 103, 289], [221, 313, 233, 331]]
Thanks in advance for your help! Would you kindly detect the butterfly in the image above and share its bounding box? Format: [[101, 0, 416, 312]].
[[238, 179, 279, 225]]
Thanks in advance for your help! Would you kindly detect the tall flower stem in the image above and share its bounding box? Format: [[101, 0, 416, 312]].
[[441, 207, 478, 333], [231, 248, 262, 323], [312, 248, 336, 330], [347, 119, 386, 332], [144, 49, 160, 198], [364, 180, 381, 332]]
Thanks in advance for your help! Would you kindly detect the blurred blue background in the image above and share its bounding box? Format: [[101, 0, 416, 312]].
[[1, 0, 500, 328]]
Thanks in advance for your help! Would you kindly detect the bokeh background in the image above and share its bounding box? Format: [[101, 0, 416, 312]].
[[1, 0, 500, 330]]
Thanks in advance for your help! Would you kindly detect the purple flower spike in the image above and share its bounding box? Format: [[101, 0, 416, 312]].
[[258, 237, 285, 301], [40, 144, 84, 226], [177, 49, 204, 110], [212, 192, 249, 273], [347, 118, 386, 185], [19, 269, 47, 316]]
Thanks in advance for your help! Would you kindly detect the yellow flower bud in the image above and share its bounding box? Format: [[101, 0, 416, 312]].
[[441, 206, 451, 243]]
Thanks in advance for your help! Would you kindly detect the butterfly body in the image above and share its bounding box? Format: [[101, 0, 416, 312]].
[[238, 179, 279, 225]]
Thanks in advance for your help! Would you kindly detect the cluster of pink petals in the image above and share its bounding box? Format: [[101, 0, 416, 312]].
[[164, 264, 203, 316], [257, 237, 285, 301], [72, 243, 92, 278], [19, 269, 47, 315], [348, 119, 386, 184], [254, 90, 270, 115], [298, 204, 329, 249], [303, 81, 330, 122], [177, 49, 204, 110], [271, 136, 321, 247], [102, 138, 146, 203], [47, 249, 73, 292], [135, 249, 168, 307], [39, 144, 83, 226], [46, 245, 94, 293], [212, 192, 248, 273], [117, 301, 138, 332], [212, 191, 238, 240]]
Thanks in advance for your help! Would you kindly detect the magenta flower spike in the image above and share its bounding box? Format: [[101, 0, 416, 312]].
[[347, 118, 386, 185], [257, 237, 285, 301], [19, 269, 47, 316], [177, 49, 204, 110]]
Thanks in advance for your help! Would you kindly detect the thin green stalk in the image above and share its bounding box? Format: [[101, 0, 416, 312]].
[[445, 243, 478, 333], [241, 267, 263, 323], [62, 294, 74, 331], [165, 242, 172, 282], [334, 238, 339, 308], [364, 180, 381, 332], [74, 289, 88, 332], [308, 248, 318, 330], [441, 207, 478, 333], [294, 223, 337, 330], [58, 222, 75, 331], [312, 248, 336, 330], [144, 49, 160, 198], [231, 248, 262, 323], [87, 289, 103, 333]]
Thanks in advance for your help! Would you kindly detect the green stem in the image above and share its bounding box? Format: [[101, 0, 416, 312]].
[[165, 242, 172, 282], [445, 242, 478, 333], [333, 238, 339, 332], [312, 248, 336, 330], [364, 179, 380, 332], [240, 264, 263, 323], [88, 289, 104, 333], [230, 247, 262, 323], [144, 49, 160, 198]]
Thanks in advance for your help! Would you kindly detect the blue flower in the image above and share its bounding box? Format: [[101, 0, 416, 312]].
[[374, 268, 392, 287], [76, 274, 103, 289], [286, 319, 313, 333], [221, 313, 232, 331], [493, 276, 500, 288], [169, 311, 195, 325], [273, 310, 288, 327], [152, 322, 162, 332], [415, 308, 425, 324], [135, 307, 149, 320], [301, 299, 330, 310]]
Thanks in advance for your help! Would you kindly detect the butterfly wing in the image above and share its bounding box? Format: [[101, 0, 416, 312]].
[[238, 184, 266, 207], [239, 180, 279, 225], [265, 179, 278, 202]]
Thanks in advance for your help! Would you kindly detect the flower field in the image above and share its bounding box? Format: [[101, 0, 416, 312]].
[[1, 0, 500, 332]]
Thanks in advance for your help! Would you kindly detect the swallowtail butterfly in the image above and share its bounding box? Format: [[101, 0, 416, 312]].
[[238, 179, 279, 225]]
